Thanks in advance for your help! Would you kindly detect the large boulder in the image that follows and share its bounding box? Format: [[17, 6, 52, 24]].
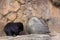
[[26, 17, 50, 34]]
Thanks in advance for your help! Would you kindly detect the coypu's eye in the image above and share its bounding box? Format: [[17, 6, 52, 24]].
[[50, 0, 60, 7]]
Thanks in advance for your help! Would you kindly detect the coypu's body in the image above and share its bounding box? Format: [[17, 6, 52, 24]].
[[4, 22, 23, 36]]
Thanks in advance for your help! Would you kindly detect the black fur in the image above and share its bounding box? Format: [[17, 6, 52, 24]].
[[4, 22, 23, 36]]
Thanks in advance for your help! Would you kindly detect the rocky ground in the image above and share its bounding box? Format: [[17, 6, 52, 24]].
[[0, 34, 52, 40], [0, 34, 60, 40], [0, 0, 60, 40]]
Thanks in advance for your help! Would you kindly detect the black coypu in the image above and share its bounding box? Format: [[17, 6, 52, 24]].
[[4, 22, 24, 36]]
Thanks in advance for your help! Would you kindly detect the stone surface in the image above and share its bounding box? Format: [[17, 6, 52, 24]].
[[0, 22, 6, 36], [24, 9, 32, 17], [6, 13, 17, 21], [49, 0, 60, 33], [27, 17, 49, 34], [9, 1, 20, 11], [0, 0, 60, 37], [0, 14, 3, 19], [0, 17, 7, 23], [51, 32, 60, 40], [1, 0, 20, 15], [17, 10, 23, 19], [20, 0, 26, 4], [0, 34, 51, 40]]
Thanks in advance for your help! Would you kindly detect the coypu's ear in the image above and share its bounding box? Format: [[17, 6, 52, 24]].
[[50, 0, 60, 7]]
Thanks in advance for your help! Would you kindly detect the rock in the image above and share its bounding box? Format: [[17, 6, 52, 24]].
[[0, 17, 7, 23], [9, 1, 20, 11], [24, 9, 32, 17], [21, 15, 28, 25], [6, 13, 17, 21], [20, 0, 25, 4], [1, 0, 10, 15], [0, 22, 6, 36], [0, 34, 51, 40], [14, 18, 22, 22], [17, 10, 23, 19], [20, 5, 26, 11], [49, 2, 60, 33], [0, 14, 3, 19], [1, 0, 20, 15], [17, 0, 26, 5], [0, 0, 5, 9], [27, 17, 50, 34], [52, 33, 60, 40], [2, 3, 10, 15]]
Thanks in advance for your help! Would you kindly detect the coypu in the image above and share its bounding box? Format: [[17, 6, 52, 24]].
[[4, 22, 24, 36]]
